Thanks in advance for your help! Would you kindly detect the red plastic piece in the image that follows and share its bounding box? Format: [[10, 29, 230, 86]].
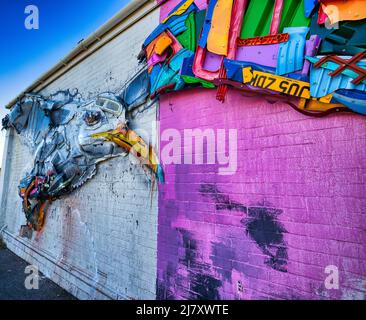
[[270, 0, 284, 35], [216, 67, 228, 102], [317, 4, 328, 24], [237, 33, 289, 46]]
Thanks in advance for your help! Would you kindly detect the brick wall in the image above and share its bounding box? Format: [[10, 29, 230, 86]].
[[156, 88, 366, 300], [0, 5, 160, 300]]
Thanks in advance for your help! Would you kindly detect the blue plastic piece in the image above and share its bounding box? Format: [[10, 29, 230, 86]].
[[304, 0, 318, 18], [333, 90, 366, 115], [198, 0, 218, 48], [149, 65, 162, 94], [170, 49, 193, 72], [144, 27, 166, 47], [306, 56, 366, 85], [150, 49, 193, 94], [156, 164, 165, 183], [143, 0, 198, 47], [167, 14, 192, 36], [224, 59, 244, 82], [224, 59, 277, 83], [276, 27, 309, 76], [309, 65, 366, 98], [336, 89, 366, 100], [181, 55, 196, 77]]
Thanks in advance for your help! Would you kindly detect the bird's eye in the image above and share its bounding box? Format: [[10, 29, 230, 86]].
[[84, 111, 101, 126]]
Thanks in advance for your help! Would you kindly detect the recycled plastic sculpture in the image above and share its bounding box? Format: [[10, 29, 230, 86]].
[[140, 0, 366, 116]]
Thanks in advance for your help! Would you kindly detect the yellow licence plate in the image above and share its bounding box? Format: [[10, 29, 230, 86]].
[[242, 67, 332, 103]]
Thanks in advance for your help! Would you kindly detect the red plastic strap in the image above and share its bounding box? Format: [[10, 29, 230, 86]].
[[237, 33, 290, 46], [216, 67, 228, 103], [314, 50, 366, 85]]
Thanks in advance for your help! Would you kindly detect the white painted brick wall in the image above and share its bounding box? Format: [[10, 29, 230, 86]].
[[0, 5, 160, 300]]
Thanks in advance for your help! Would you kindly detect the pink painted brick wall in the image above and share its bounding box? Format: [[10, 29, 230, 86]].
[[156, 88, 366, 300]]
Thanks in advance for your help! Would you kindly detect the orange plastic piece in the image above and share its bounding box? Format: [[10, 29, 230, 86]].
[[207, 0, 234, 55], [320, 0, 366, 24], [154, 35, 173, 56], [22, 180, 35, 213], [146, 32, 172, 59]]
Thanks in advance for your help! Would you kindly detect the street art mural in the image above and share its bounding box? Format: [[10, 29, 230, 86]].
[[2, 70, 164, 237], [1, 0, 366, 300], [140, 0, 366, 116]]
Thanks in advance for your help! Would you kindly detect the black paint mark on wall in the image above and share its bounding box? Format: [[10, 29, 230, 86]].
[[199, 184, 247, 212], [157, 228, 222, 300], [242, 207, 288, 272], [190, 273, 221, 300], [199, 184, 288, 272], [156, 262, 179, 300], [179, 229, 222, 300]]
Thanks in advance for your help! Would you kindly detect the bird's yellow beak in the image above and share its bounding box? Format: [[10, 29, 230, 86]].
[[92, 124, 164, 182]]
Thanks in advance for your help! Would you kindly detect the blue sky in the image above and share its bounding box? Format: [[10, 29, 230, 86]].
[[0, 0, 129, 163]]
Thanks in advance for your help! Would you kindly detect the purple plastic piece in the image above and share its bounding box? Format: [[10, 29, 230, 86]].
[[203, 51, 223, 72], [302, 35, 321, 75], [236, 44, 279, 68], [148, 52, 168, 68]]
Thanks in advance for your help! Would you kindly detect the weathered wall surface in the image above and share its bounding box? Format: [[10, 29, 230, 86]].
[[157, 88, 366, 300], [0, 5, 160, 300]]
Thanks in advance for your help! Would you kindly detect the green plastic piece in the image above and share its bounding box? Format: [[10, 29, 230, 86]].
[[181, 75, 216, 88], [240, 0, 310, 39], [278, 0, 310, 33], [195, 9, 207, 46], [178, 10, 213, 89], [177, 12, 197, 51], [240, 0, 273, 38]]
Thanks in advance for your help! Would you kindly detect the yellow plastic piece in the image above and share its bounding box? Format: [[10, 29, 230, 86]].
[[162, 0, 195, 23], [298, 98, 343, 111], [321, 0, 366, 24], [92, 125, 160, 174], [207, 0, 234, 56], [242, 67, 332, 103]]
